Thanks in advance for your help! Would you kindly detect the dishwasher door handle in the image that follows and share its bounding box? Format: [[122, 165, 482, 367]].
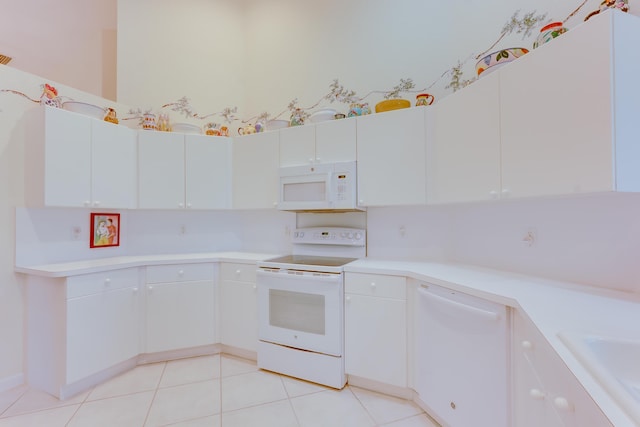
[[417, 286, 500, 321]]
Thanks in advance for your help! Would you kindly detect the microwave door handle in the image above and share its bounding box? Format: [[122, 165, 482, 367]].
[[326, 172, 333, 208]]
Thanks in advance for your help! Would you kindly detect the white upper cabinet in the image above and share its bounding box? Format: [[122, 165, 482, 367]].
[[138, 131, 185, 209], [232, 131, 280, 209], [499, 11, 640, 198], [279, 118, 357, 167], [91, 119, 138, 208], [138, 132, 231, 209], [279, 125, 316, 167], [428, 71, 502, 204], [25, 106, 137, 209], [356, 107, 427, 206], [185, 135, 231, 210]]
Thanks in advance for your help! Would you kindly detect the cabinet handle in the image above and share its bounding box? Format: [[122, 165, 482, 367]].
[[521, 340, 533, 350], [501, 189, 511, 197], [236, 269, 242, 275], [529, 389, 545, 400], [273, 201, 278, 207], [178, 269, 184, 276], [83, 200, 91, 207], [132, 287, 138, 294], [489, 190, 499, 200], [316, 157, 321, 163], [359, 199, 364, 205], [104, 278, 111, 285], [178, 202, 184, 208], [253, 284, 257, 290], [186, 202, 192, 208], [309, 158, 314, 163], [148, 285, 153, 292], [553, 396, 573, 411], [93, 201, 101, 207], [346, 296, 351, 302], [370, 282, 376, 289]]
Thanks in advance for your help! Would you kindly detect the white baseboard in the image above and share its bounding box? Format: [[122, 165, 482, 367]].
[[0, 373, 24, 393]]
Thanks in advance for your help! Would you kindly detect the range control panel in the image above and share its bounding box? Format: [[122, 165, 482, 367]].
[[292, 227, 366, 246]]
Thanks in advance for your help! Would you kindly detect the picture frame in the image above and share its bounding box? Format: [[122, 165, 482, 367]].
[[90, 213, 120, 248]]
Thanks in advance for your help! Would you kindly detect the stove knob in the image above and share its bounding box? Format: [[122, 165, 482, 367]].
[[347, 232, 353, 239], [354, 232, 362, 240], [299, 232, 305, 238]]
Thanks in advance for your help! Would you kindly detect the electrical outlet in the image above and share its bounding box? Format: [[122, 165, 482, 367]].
[[399, 225, 407, 238], [71, 226, 81, 240], [180, 225, 187, 235], [522, 227, 537, 247]]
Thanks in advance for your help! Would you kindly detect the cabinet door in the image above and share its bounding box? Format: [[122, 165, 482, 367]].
[[499, 16, 614, 198], [146, 280, 215, 353], [43, 107, 92, 207], [219, 280, 258, 352], [314, 118, 357, 164], [513, 343, 565, 427], [138, 131, 185, 209], [91, 120, 137, 209], [513, 311, 613, 427], [279, 125, 316, 167], [232, 132, 280, 209], [185, 135, 231, 209], [345, 293, 406, 387], [66, 286, 140, 383], [356, 108, 427, 206], [428, 71, 501, 204]]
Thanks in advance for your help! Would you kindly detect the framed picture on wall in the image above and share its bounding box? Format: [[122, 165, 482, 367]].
[[90, 213, 120, 248]]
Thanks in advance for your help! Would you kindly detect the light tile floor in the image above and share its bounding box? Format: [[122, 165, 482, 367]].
[[0, 354, 440, 427]]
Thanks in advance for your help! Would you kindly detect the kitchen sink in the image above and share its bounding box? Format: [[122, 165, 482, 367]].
[[559, 332, 640, 424]]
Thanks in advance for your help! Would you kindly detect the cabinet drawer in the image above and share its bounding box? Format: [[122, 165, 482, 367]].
[[146, 263, 214, 283], [345, 273, 406, 299], [220, 262, 257, 283], [67, 268, 140, 299]]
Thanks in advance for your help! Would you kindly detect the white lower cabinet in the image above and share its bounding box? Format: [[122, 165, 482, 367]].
[[219, 263, 258, 353], [26, 268, 141, 399], [512, 310, 613, 427], [145, 264, 216, 353], [344, 272, 407, 388]]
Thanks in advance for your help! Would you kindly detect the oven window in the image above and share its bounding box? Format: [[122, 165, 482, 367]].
[[283, 181, 326, 202], [269, 289, 325, 335]]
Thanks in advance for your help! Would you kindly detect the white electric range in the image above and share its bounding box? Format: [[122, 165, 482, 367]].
[[256, 227, 366, 388]]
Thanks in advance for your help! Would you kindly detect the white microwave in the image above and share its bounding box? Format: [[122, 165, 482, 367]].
[[278, 161, 364, 212]]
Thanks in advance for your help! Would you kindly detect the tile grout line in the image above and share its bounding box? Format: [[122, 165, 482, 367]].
[[141, 360, 168, 427], [0, 386, 29, 419]]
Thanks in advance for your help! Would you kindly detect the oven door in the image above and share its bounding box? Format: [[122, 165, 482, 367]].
[[257, 269, 343, 356]]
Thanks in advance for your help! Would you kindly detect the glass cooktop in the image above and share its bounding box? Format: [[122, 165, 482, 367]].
[[263, 255, 357, 267]]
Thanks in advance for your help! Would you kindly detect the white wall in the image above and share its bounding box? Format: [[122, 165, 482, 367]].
[[116, 0, 247, 122], [0, 0, 117, 99], [117, 0, 624, 126]]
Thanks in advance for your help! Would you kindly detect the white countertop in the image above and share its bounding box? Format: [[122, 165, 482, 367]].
[[14, 252, 279, 277], [16, 254, 640, 426]]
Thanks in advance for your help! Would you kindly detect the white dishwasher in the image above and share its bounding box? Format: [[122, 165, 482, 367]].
[[414, 282, 509, 427]]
